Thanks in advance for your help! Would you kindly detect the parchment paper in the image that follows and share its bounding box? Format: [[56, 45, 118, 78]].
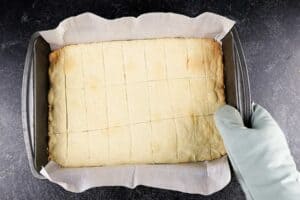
[[39, 12, 235, 194]]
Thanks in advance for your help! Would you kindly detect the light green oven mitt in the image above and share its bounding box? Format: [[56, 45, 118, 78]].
[[214, 104, 300, 200]]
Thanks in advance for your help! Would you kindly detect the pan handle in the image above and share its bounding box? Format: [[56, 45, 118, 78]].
[[232, 27, 252, 127], [21, 32, 46, 179]]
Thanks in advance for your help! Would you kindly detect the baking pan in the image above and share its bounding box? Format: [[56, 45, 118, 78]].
[[22, 26, 252, 179]]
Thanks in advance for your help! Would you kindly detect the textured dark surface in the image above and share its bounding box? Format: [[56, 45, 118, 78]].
[[0, 0, 299, 199]]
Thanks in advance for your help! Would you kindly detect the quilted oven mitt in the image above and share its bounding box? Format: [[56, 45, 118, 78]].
[[214, 104, 300, 200]]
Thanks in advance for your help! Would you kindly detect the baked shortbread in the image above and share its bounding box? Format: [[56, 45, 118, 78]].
[[48, 38, 226, 167]]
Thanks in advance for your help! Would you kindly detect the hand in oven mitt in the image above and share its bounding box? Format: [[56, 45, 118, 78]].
[[214, 104, 300, 200]]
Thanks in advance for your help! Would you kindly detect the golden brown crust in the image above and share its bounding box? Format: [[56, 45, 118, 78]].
[[49, 50, 59, 64]]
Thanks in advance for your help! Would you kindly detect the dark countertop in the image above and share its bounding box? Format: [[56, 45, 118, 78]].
[[0, 0, 299, 199]]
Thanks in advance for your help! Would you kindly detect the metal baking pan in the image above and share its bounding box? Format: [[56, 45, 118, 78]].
[[22, 26, 252, 179]]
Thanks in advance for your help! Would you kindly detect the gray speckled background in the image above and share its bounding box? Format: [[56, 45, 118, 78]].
[[0, 0, 299, 199]]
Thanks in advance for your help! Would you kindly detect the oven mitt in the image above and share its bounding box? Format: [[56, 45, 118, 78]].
[[214, 104, 300, 200]]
